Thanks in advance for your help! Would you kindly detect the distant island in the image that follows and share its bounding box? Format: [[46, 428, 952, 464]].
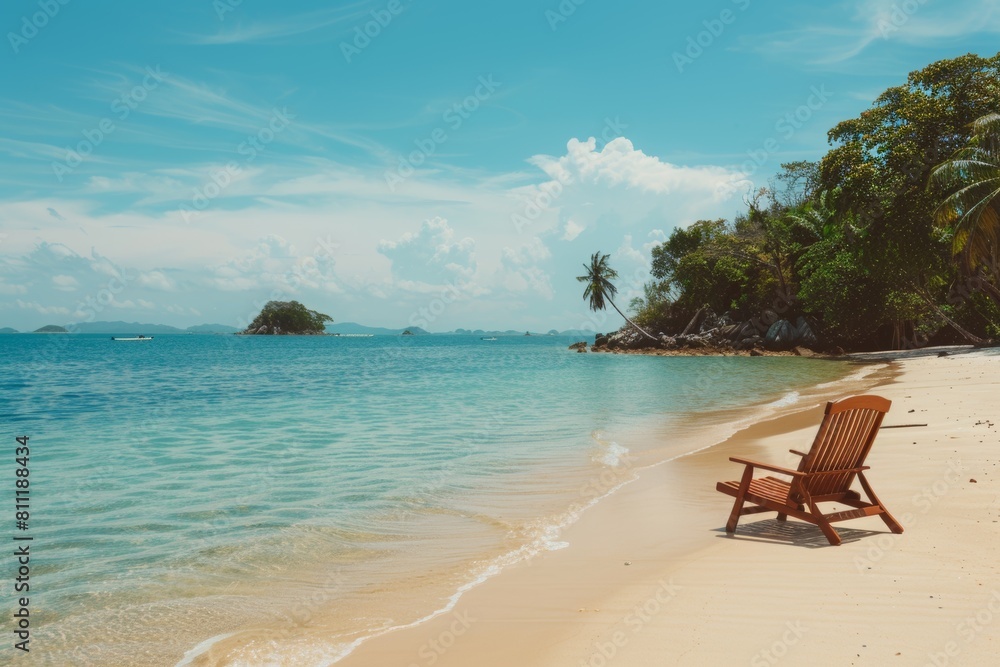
[[241, 300, 332, 335], [327, 322, 429, 336], [451, 327, 592, 336], [328, 322, 592, 336], [34, 325, 68, 333], [6, 320, 596, 338]]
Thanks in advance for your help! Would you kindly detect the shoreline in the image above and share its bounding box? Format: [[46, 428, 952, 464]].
[[331, 347, 999, 666], [317, 356, 893, 665], [587, 346, 832, 357], [179, 355, 874, 666]]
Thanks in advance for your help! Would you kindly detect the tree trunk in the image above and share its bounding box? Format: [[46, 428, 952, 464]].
[[681, 306, 707, 336], [913, 287, 986, 345], [976, 276, 1000, 310], [608, 297, 658, 340]]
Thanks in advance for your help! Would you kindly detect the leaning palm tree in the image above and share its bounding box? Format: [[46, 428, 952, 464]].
[[577, 252, 657, 340], [931, 113, 1000, 279]]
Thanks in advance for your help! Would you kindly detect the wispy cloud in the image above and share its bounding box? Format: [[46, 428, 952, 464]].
[[0, 69, 392, 191], [118, 73, 391, 160], [0, 137, 68, 162], [138, 76, 289, 132], [740, 0, 1000, 66], [181, 4, 373, 45]]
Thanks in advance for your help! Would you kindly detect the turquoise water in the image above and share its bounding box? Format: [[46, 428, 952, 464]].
[[2, 334, 852, 665]]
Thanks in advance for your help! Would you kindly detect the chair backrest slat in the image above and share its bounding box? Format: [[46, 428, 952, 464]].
[[797, 395, 890, 497]]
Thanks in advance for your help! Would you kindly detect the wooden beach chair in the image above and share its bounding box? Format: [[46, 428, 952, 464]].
[[716, 395, 903, 546]]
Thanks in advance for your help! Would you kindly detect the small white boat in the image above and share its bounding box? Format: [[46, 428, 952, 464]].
[[480, 337, 497, 341], [112, 336, 153, 341]]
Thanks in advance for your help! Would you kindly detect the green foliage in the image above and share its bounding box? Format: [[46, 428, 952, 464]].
[[642, 188, 815, 328], [771, 160, 820, 209], [634, 53, 1000, 350], [244, 301, 333, 335], [820, 53, 1000, 306], [629, 279, 685, 334], [649, 219, 756, 315], [795, 219, 892, 344], [932, 113, 1000, 275]]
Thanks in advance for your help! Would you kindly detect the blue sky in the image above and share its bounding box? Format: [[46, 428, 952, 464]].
[[1, 0, 999, 332]]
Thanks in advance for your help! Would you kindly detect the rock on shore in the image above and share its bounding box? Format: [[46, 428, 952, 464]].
[[584, 309, 829, 357]]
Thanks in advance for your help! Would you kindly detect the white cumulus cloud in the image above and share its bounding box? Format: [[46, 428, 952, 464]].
[[378, 217, 477, 286], [530, 137, 743, 197], [562, 219, 585, 241]]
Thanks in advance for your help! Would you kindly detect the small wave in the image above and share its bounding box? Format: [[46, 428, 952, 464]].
[[815, 362, 886, 389], [595, 439, 629, 467], [765, 390, 800, 408], [174, 632, 235, 667], [538, 523, 570, 551]]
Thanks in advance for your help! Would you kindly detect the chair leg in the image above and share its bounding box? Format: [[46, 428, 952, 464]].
[[777, 502, 803, 522], [726, 466, 754, 533], [804, 495, 842, 546], [726, 496, 744, 533], [878, 510, 904, 534], [858, 473, 904, 534], [814, 516, 842, 546]]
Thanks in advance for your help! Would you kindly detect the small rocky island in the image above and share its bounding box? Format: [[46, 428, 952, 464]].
[[241, 301, 332, 335], [33, 325, 69, 333]]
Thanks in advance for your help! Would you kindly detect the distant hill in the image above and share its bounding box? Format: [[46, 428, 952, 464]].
[[70, 321, 185, 334], [0, 327, 18, 334], [452, 328, 524, 336], [34, 325, 68, 333], [450, 328, 594, 336], [326, 322, 429, 335], [185, 324, 239, 334]]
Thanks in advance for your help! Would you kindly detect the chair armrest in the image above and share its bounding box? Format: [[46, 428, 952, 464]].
[[789, 449, 808, 457], [728, 456, 804, 477], [801, 465, 870, 478]]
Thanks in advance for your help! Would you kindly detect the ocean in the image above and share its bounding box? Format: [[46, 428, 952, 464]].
[[2, 333, 858, 665]]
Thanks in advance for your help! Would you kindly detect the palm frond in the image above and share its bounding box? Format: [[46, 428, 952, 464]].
[[930, 112, 1000, 268]]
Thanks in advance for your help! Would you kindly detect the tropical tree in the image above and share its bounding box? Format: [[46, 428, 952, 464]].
[[931, 113, 1000, 303], [818, 53, 1000, 345], [649, 219, 747, 315], [243, 300, 333, 334], [577, 252, 657, 340]]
